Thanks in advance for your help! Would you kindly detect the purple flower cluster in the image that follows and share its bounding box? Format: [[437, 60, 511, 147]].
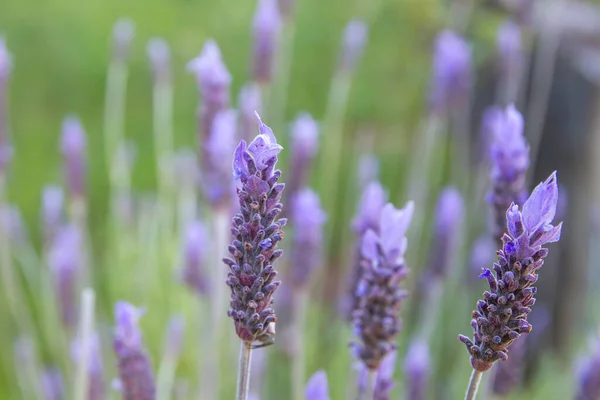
[[459, 173, 562, 372], [252, 0, 281, 83], [351, 201, 414, 369], [224, 114, 286, 345]]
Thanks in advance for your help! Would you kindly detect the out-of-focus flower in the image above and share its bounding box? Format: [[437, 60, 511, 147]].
[[238, 83, 263, 143], [340, 19, 368, 71], [61, 116, 87, 200], [305, 370, 330, 400], [357, 153, 379, 190], [71, 332, 105, 400], [180, 221, 209, 295], [429, 30, 471, 115], [352, 201, 414, 369], [468, 235, 496, 285], [0, 37, 12, 175], [113, 302, 156, 400], [290, 188, 326, 288], [112, 19, 135, 61], [252, 0, 282, 83], [496, 20, 522, 80], [575, 330, 600, 400], [491, 335, 527, 396], [163, 316, 185, 360], [41, 367, 64, 400], [225, 114, 286, 345], [459, 173, 562, 372], [41, 185, 64, 247], [0, 37, 12, 81], [404, 340, 429, 400], [204, 109, 238, 206], [147, 37, 171, 84], [285, 112, 319, 207]]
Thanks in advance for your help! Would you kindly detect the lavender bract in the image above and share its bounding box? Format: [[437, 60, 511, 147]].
[[60, 116, 87, 200], [429, 30, 471, 115], [403, 340, 429, 400], [180, 221, 209, 295], [252, 0, 281, 83], [352, 201, 414, 369], [113, 302, 156, 400], [305, 370, 330, 400], [459, 173, 562, 372], [224, 114, 286, 345], [488, 104, 529, 244], [290, 188, 326, 288]]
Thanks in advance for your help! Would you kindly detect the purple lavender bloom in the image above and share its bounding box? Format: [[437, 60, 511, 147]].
[[468, 235, 496, 285], [305, 370, 330, 400], [61, 116, 87, 200], [575, 332, 600, 400], [113, 302, 156, 400], [71, 332, 105, 400], [48, 225, 81, 329], [252, 0, 282, 83], [285, 112, 319, 206], [112, 19, 135, 61], [147, 37, 171, 84], [0, 37, 12, 176], [180, 221, 209, 295], [352, 201, 414, 369], [426, 187, 464, 279], [403, 340, 429, 400], [224, 114, 286, 344], [459, 173, 562, 372], [41, 368, 64, 400], [496, 20, 522, 80], [163, 316, 185, 360], [238, 83, 263, 143], [491, 335, 527, 396], [205, 108, 238, 206], [340, 19, 368, 71], [488, 104, 529, 244], [374, 350, 397, 400], [429, 30, 471, 115], [187, 40, 231, 168], [41, 185, 64, 247], [290, 188, 326, 288]]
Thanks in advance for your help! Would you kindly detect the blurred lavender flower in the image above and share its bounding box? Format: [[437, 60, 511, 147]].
[[0, 37, 12, 176], [61, 116, 87, 200], [163, 316, 185, 360], [488, 104, 529, 244], [41, 185, 64, 247], [357, 153, 379, 190], [41, 368, 64, 400], [238, 83, 263, 143], [496, 20, 522, 80], [459, 173, 562, 372], [224, 114, 286, 345], [403, 340, 429, 400], [352, 201, 414, 369], [425, 187, 464, 280], [575, 332, 600, 400], [0, 204, 27, 245], [180, 221, 209, 295], [290, 188, 326, 288], [374, 350, 397, 400], [477, 106, 503, 166], [205, 109, 238, 206], [187, 40, 231, 168], [147, 37, 171, 84], [112, 19, 135, 61], [305, 370, 330, 400], [285, 112, 319, 205], [468, 235, 496, 285], [48, 225, 81, 329], [113, 302, 156, 400], [429, 30, 471, 115], [491, 335, 527, 396], [340, 19, 368, 71], [71, 332, 105, 400], [252, 0, 282, 83]]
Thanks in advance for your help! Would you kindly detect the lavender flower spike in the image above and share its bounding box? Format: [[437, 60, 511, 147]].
[[205, 109, 238, 206], [459, 172, 562, 372], [429, 30, 471, 115], [147, 37, 171, 84], [61, 116, 87, 200], [180, 221, 209, 295], [112, 19, 135, 61], [71, 332, 105, 400], [352, 201, 414, 369], [0, 37, 12, 176], [290, 188, 326, 288], [496, 20, 522, 80], [404, 340, 429, 400], [252, 0, 282, 84], [575, 331, 600, 400], [489, 104, 529, 243], [285, 112, 319, 206], [113, 302, 156, 400], [224, 113, 286, 345], [340, 19, 368, 71], [305, 370, 330, 400]]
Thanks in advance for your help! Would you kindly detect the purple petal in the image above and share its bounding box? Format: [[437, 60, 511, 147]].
[[522, 172, 558, 233], [361, 229, 379, 263], [233, 140, 249, 179]]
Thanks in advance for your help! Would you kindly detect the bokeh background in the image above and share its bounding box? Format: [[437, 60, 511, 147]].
[[1, 0, 599, 399]]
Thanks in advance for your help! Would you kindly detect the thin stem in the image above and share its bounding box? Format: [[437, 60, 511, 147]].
[[236, 341, 253, 400], [73, 288, 95, 400], [464, 369, 483, 400], [363, 369, 377, 400], [291, 288, 308, 400]]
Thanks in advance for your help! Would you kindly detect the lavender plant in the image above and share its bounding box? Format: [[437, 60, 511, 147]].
[[351, 201, 414, 395], [459, 172, 562, 399], [403, 340, 429, 400], [224, 114, 285, 399], [252, 0, 281, 84]]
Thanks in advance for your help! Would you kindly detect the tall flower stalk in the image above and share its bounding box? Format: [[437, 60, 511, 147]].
[[459, 173, 562, 399], [224, 114, 285, 399]]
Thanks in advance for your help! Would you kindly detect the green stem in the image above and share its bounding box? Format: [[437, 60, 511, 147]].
[[291, 288, 308, 400], [464, 369, 483, 400], [73, 288, 95, 400], [236, 341, 253, 400]]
